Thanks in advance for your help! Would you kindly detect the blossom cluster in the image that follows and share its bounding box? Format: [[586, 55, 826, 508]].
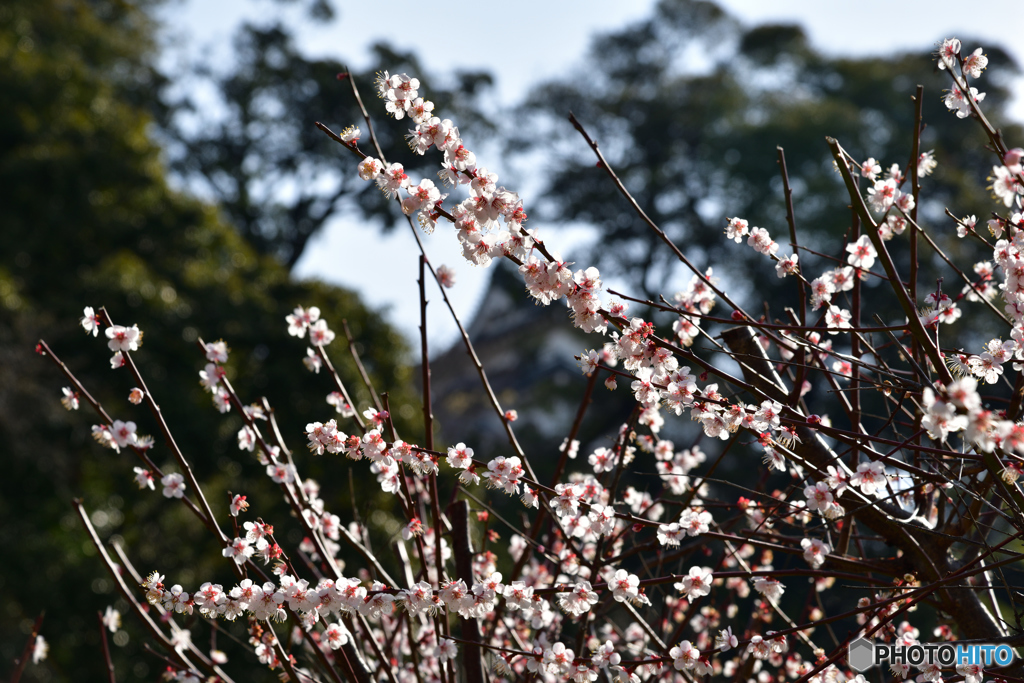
[[45, 42, 1024, 683]]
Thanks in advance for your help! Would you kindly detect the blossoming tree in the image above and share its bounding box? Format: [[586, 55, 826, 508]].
[[35, 38, 1024, 683]]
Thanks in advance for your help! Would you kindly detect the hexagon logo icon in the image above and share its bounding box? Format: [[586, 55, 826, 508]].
[[847, 638, 875, 672]]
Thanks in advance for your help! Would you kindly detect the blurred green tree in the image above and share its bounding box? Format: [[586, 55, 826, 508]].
[[0, 1, 417, 680], [163, 23, 495, 268], [514, 0, 1022, 319]]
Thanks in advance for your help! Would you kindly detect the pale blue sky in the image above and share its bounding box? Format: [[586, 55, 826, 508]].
[[160, 0, 1024, 351]]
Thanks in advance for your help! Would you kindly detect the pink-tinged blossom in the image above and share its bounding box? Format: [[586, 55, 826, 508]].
[[435, 264, 456, 288], [308, 319, 335, 346], [198, 362, 224, 392], [991, 165, 1023, 208], [61, 387, 79, 411], [446, 442, 473, 469], [846, 235, 877, 269], [161, 472, 186, 498], [715, 626, 738, 652], [194, 582, 225, 617], [110, 419, 137, 448], [752, 577, 785, 601], [631, 367, 658, 405], [92, 424, 117, 450], [557, 580, 599, 617], [162, 584, 192, 615], [323, 623, 349, 650], [376, 162, 410, 197], [543, 643, 574, 675], [401, 178, 442, 215], [945, 85, 986, 119], [266, 463, 297, 485], [230, 494, 248, 517], [967, 352, 1003, 384], [133, 467, 155, 490], [936, 38, 961, 70], [724, 217, 749, 243], [286, 306, 320, 337], [675, 566, 713, 601], [204, 340, 228, 363], [680, 508, 712, 536], [825, 305, 852, 334], [609, 569, 644, 604], [860, 157, 881, 180], [520, 484, 539, 509], [105, 324, 141, 352], [804, 481, 834, 513], [801, 538, 831, 568], [670, 641, 700, 671], [881, 214, 908, 241], [747, 227, 778, 255], [775, 254, 799, 278], [80, 306, 101, 336], [237, 425, 256, 452], [401, 517, 423, 541], [339, 125, 360, 143], [657, 522, 685, 547], [866, 178, 898, 213], [548, 482, 580, 517], [480, 455, 523, 495], [918, 150, 937, 177], [577, 349, 601, 375], [850, 461, 887, 496], [325, 391, 354, 417], [962, 47, 988, 78], [435, 638, 457, 661], [357, 157, 382, 181], [588, 447, 618, 474]]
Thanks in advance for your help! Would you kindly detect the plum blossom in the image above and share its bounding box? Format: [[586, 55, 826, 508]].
[[962, 47, 988, 78], [60, 387, 79, 411], [825, 306, 852, 334], [557, 580, 599, 617], [286, 306, 320, 337], [670, 641, 700, 671], [850, 461, 887, 496], [937, 38, 960, 70], [715, 626, 738, 652], [32, 636, 48, 664], [675, 566, 713, 601], [436, 264, 456, 288], [747, 227, 778, 256], [162, 473, 186, 498], [204, 340, 228, 363], [609, 569, 645, 605], [80, 306, 101, 336], [105, 324, 141, 352], [308, 319, 336, 346], [801, 538, 831, 568], [775, 254, 799, 278], [724, 217, 749, 243], [846, 235, 877, 270], [133, 467, 155, 490], [446, 442, 473, 469], [752, 577, 785, 601], [944, 84, 986, 119]]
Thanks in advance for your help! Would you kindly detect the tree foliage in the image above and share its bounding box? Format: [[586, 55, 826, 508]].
[[165, 23, 495, 268], [0, 1, 414, 679], [516, 0, 1021, 306]]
